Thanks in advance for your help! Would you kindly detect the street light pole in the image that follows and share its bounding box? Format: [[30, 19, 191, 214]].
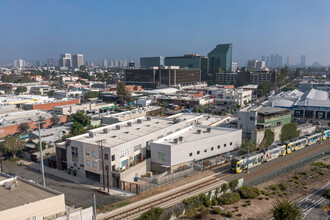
[[0, 140, 3, 172], [37, 120, 46, 187]]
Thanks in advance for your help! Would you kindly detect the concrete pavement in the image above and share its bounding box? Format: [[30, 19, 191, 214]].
[[298, 182, 330, 220]]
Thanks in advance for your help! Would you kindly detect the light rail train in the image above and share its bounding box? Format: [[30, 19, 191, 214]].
[[231, 129, 330, 173]]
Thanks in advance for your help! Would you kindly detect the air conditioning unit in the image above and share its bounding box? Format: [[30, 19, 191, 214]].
[[88, 131, 95, 138], [103, 128, 109, 133], [137, 119, 142, 124], [197, 129, 202, 134], [146, 116, 151, 121], [173, 138, 178, 144], [127, 122, 132, 126], [179, 136, 184, 142], [207, 128, 211, 133], [116, 125, 121, 130]]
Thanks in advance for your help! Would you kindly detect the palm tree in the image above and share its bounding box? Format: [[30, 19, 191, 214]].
[[271, 199, 302, 220]]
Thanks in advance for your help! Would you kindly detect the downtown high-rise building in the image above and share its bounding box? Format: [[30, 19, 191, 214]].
[[14, 59, 26, 69], [103, 59, 108, 67], [47, 58, 57, 67], [208, 43, 232, 76], [301, 55, 306, 67], [72, 54, 84, 69], [59, 53, 72, 68], [286, 56, 292, 66], [265, 54, 282, 68]]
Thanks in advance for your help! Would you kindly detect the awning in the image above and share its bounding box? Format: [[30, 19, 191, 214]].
[[101, 107, 111, 110]]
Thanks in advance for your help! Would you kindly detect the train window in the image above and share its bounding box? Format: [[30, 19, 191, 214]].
[[197, 151, 200, 155], [224, 144, 227, 147], [189, 153, 192, 157], [217, 145, 220, 149], [230, 142, 232, 146], [204, 149, 207, 153], [211, 147, 214, 151]]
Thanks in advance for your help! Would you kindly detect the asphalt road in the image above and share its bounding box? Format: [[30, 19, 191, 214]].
[[2, 161, 127, 209], [298, 182, 330, 220]]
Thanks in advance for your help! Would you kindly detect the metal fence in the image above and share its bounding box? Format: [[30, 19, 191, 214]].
[[244, 149, 330, 186]]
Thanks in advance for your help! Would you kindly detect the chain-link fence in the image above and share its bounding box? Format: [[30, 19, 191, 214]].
[[243, 149, 330, 186]]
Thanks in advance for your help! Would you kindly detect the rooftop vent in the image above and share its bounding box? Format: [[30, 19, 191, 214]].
[[173, 138, 179, 144], [103, 128, 109, 133], [127, 122, 132, 126], [137, 119, 142, 124], [197, 129, 202, 134], [207, 128, 211, 133], [146, 116, 151, 121], [116, 125, 121, 130], [179, 136, 184, 142]]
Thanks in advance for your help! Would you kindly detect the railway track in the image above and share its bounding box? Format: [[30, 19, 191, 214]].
[[99, 139, 330, 220]]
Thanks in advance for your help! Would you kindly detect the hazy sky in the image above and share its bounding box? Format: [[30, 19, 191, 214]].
[[1, 0, 330, 66]]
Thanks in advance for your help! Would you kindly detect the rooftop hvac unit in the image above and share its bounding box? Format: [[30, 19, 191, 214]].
[[88, 131, 95, 138], [103, 128, 109, 133], [179, 136, 184, 142], [173, 138, 178, 144], [197, 129, 202, 134], [116, 125, 121, 130], [146, 116, 151, 121], [207, 128, 211, 133], [137, 119, 142, 124], [127, 122, 132, 126]]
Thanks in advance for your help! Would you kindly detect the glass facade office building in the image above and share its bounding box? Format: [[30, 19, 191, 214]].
[[208, 44, 232, 76], [140, 56, 165, 68], [165, 54, 208, 81]]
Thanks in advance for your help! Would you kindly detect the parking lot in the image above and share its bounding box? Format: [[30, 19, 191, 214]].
[[2, 161, 129, 209]]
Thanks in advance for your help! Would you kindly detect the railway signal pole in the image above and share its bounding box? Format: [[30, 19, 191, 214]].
[[35, 119, 46, 187]]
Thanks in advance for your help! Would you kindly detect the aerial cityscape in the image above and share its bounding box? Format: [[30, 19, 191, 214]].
[[0, 1, 329, 220]]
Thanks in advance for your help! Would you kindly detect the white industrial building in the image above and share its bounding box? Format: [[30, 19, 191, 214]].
[[151, 126, 241, 172], [215, 88, 252, 107], [58, 113, 242, 188]]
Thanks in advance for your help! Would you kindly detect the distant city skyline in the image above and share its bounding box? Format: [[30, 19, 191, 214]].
[[0, 1, 330, 66]]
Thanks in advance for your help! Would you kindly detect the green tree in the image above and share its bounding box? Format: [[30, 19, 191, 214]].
[[265, 129, 275, 147], [48, 90, 55, 97], [137, 207, 164, 220], [71, 122, 85, 136], [2, 136, 24, 158], [239, 139, 257, 155], [221, 183, 229, 193], [257, 81, 273, 97], [117, 82, 133, 103], [280, 122, 300, 143], [76, 79, 86, 85], [15, 86, 27, 94], [20, 122, 30, 133], [85, 91, 99, 99], [229, 180, 239, 192], [271, 199, 302, 220], [34, 141, 47, 152], [70, 111, 91, 127]]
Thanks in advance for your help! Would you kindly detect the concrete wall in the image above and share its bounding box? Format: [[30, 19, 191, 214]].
[[120, 159, 150, 183], [0, 194, 65, 220], [151, 129, 242, 168], [50, 207, 93, 220]]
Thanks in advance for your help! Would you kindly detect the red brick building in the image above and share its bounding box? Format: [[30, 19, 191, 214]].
[[22, 99, 80, 111]]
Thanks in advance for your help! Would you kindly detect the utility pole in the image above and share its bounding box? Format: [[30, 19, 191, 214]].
[[93, 194, 97, 220], [106, 165, 109, 193], [96, 139, 106, 191], [247, 147, 250, 174], [36, 120, 46, 187]]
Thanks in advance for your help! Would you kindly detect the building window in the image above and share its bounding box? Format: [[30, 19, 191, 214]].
[[92, 151, 96, 157], [211, 147, 214, 151], [224, 144, 227, 147], [189, 152, 193, 157], [277, 121, 282, 126], [112, 165, 115, 171], [85, 149, 90, 155], [120, 149, 128, 158], [104, 154, 109, 160], [197, 150, 200, 155], [93, 161, 97, 168], [86, 160, 90, 166], [134, 144, 142, 152], [112, 155, 115, 161], [230, 142, 232, 146], [204, 149, 207, 153], [217, 145, 220, 149], [158, 152, 165, 162], [32, 217, 36, 220]]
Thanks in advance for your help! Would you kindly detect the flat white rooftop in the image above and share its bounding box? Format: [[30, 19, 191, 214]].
[[69, 114, 201, 147]]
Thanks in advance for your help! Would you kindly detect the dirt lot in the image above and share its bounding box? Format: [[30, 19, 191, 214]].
[[179, 156, 330, 220]]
